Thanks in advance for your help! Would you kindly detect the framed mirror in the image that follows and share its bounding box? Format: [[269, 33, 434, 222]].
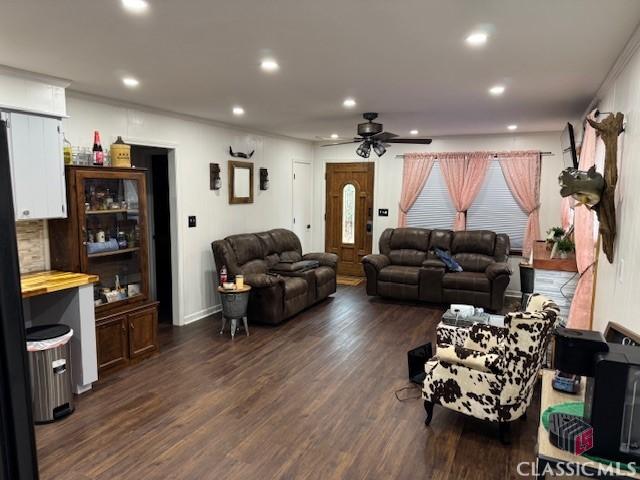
[[228, 160, 254, 204]]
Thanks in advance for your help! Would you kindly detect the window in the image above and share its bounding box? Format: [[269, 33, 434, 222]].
[[406, 160, 528, 251], [466, 161, 528, 250], [406, 162, 456, 230], [342, 183, 356, 244]]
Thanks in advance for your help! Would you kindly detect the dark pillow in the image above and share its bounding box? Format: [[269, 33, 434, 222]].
[[433, 248, 463, 272]]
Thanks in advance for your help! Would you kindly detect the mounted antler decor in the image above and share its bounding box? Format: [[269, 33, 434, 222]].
[[587, 112, 624, 263]]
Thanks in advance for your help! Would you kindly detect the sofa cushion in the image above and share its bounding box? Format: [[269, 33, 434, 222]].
[[241, 258, 268, 274], [453, 253, 495, 272], [378, 265, 420, 285], [227, 234, 264, 265], [280, 251, 303, 263], [428, 229, 453, 252], [389, 228, 430, 251], [442, 272, 490, 292], [451, 230, 496, 256], [283, 276, 307, 299], [271, 260, 320, 273], [389, 249, 426, 266]]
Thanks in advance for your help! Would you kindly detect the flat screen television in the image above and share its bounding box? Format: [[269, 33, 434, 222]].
[[561, 122, 578, 169]]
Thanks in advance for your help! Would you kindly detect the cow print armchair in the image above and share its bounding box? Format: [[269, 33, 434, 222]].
[[422, 294, 560, 443]]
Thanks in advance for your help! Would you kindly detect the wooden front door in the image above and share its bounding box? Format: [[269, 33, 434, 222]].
[[325, 162, 374, 276]]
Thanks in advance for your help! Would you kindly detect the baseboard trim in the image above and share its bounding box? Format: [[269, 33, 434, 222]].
[[182, 304, 221, 325]]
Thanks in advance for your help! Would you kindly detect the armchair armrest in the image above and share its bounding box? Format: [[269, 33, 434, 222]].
[[302, 252, 339, 270], [436, 344, 503, 374], [361, 254, 390, 272], [243, 273, 283, 289], [485, 262, 511, 280]]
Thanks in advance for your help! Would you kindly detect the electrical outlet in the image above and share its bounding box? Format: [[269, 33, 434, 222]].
[[188, 216, 196, 228], [378, 208, 389, 217]]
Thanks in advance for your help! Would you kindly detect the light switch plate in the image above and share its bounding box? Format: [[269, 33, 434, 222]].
[[188, 216, 196, 228]]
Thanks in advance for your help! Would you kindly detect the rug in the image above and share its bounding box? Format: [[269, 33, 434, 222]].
[[336, 275, 364, 287]]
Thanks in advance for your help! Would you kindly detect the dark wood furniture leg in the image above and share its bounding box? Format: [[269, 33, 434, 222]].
[[424, 400, 434, 426], [498, 421, 511, 445]]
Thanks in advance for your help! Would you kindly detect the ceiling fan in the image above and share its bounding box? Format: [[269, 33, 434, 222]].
[[321, 112, 432, 158]]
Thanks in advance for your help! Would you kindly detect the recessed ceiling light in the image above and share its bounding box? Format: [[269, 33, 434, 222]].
[[232, 106, 245, 116], [121, 0, 148, 13], [489, 85, 505, 96], [465, 32, 488, 47], [122, 77, 140, 88], [410, 129, 419, 135], [330, 133, 339, 139], [507, 124, 518, 131], [260, 58, 279, 72], [343, 98, 356, 108]]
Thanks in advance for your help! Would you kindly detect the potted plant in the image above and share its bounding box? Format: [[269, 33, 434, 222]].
[[556, 238, 575, 259], [546, 226, 566, 251]]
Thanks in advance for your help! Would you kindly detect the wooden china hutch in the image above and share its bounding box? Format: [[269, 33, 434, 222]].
[[49, 165, 159, 377]]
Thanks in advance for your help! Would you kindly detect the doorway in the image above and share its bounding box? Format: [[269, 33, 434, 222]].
[[130, 146, 173, 324], [292, 160, 312, 252], [325, 162, 375, 276]]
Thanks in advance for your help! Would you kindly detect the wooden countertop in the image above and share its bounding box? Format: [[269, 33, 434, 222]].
[[532, 240, 578, 272], [21, 271, 99, 298]]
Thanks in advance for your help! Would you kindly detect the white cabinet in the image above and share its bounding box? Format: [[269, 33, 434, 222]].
[[4, 112, 67, 220]]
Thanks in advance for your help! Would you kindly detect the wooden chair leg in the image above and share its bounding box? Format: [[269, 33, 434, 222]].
[[424, 400, 434, 426], [498, 421, 511, 445]]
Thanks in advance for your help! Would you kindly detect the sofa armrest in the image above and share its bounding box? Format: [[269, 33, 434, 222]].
[[302, 252, 339, 270], [422, 259, 446, 269], [485, 262, 511, 280], [436, 344, 503, 374], [361, 254, 390, 272], [243, 273, 283, 289]]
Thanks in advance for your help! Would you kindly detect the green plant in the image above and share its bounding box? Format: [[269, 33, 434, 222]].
[[556, 238, 575, 253], [546, 226, 566, 240]]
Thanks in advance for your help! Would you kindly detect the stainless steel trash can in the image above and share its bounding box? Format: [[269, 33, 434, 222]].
[[25, 324, 74, 424]]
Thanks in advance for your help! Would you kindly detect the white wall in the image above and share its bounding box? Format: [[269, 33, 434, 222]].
[[592, 41, 640, 334], [63, 92, 313, 325], [312, 132, 565, 293]]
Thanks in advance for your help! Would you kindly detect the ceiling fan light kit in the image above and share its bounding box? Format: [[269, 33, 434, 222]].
[[322, 112, 432, 158]]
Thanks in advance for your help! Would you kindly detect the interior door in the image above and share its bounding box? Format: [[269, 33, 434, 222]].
[[325, 162, 374, 276], [292, 160, 312, 252]]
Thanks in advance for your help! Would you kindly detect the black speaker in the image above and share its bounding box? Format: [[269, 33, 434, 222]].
[[408, 343, 433, 384]]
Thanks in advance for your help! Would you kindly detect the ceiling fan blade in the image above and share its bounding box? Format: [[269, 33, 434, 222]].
[[385, 138, 433, 144], [372, 132, 399, 142], [320, 140, 362, 146]]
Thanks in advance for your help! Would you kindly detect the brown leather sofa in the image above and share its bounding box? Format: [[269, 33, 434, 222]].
[[211, 229, 338, 325], [362, 228, 511, 311]]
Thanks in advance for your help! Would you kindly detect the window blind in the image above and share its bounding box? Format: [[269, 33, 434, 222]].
[[406, 162, 455, 230], [466, 161, 528, 250]]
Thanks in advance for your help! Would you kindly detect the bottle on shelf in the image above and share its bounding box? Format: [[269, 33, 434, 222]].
[[92, 130, 104, 166], [63, 134, 73, 165], [220, 265, 228, 285]]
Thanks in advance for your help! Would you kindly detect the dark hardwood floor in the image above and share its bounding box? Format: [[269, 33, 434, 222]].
[[35, 285, 540, 479]]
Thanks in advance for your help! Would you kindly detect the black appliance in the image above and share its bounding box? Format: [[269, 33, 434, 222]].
[[561, 122, 579, 169], [0, 118, 40, 479], [554, 327, 640, 463], [585, 344, 640, 463]]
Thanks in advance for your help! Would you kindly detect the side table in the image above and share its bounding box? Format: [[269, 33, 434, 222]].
[[217, 286, 251, 339]]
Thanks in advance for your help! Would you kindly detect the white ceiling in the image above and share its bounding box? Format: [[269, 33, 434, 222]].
[[1, 0, 639, 140]]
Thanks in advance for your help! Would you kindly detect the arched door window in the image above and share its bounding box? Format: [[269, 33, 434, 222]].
[[342, 183, 356, 244]]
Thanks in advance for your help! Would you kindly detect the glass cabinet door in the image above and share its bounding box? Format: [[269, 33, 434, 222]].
[[78, 173, 147, 310]]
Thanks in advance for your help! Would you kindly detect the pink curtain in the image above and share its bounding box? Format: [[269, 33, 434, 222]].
[[567, 116, 598, 329], [561, 197, 573, 231], [398, 153, 435, 226], [498, 151, 541, 258], [439, 152, 490, 230]]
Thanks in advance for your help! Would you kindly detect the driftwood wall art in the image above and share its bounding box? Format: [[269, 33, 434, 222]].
[[586, 112, 624, 263]]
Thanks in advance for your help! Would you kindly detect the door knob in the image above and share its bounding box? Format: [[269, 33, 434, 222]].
[[22, 209, 30, 216]]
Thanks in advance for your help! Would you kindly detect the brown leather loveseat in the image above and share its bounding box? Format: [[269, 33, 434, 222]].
[[212, 229, 338, 325], [362, 228, 511, 311]]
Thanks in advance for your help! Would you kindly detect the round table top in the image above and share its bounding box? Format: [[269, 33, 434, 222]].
[[217, 285, 251, 294]]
